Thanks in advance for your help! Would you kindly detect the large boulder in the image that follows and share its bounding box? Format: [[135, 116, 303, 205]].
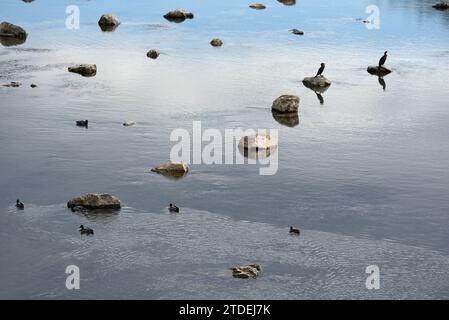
[[239, 134, 277, 151], [68, 64, 97, 77], [67, 193, 121, 210], [231, 264, 261, 279], [367, 65, 392, 76], [272, 95, 299, 113], [98, 14, 121, 32], [0, 22, 27, 39], [151, 162, 189, 178], [163, 9, 194, 23]]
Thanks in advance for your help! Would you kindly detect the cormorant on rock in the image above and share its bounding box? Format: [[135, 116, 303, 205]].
[[16, 199, 24, 210], [169, 203, 180, 213], [315, 63, 325, 77], [379, 51, 388, 67]]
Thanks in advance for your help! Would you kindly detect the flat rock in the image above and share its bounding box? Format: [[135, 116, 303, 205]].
[[249, 3, 267, 10], [367, 65, 392, 76], [2, 81, 21, 87], [67, 193, 121, 210], [163, 9, 194, 23], [123, 121, 136, 127], [151, 162, 189, 178], [278, 0, 296, 5], [231, 264, 261, 279], [68, 64, 97, 77], [302, 75, 332, 89], [272, 94, 299, 113], [147, 50, 160, 59], [239, 134, 277, 151], [0, 22, 27, 39], [290, 28, 304, 35], [210, 38, 223, 47]]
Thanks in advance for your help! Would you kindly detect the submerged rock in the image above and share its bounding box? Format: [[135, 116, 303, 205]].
[[210, 38, 223, 47], [151, 162, 189, 178], [272, 111, 299, 127], [249, 3, 267, 10], [433, 2, 449, 10], [272, 95, 299, 113], [290, 28, 304, 35], [367, 65, 392, 76], [123, 121, 136, 127], [67, 193, 121, 210], [231, 264, 261, 279], [302, 76, 332, 90], [2, 81, 21, 88], [98, 14, 121, 32], [239, 134, 277, 151], [30, 84, 37, 88], [68, 64, 97, 77], [163, 9, 194, 23], [146, 49, 160, 59]]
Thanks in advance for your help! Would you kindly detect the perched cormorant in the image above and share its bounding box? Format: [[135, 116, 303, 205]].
[[315, 63, 325, 77], [289, 226, 300, 235], [16, 199, 24, 210], [168, 203, 179, 213], [76, 120, 88, 128], [79, 225, 94, 235], [379, 51, 388, 67]]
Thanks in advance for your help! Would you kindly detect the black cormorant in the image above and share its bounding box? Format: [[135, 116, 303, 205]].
[[379, 51, 388, 67], [289, 226, 300, 235], [315, 63, 325, 77]]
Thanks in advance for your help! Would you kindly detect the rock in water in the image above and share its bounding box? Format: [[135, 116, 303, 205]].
[[151, 162, 189, 178], [367, 65, 392, 76], [231, 265, 261, 279], [98, 14, 121, 32], [163, 9, 194, 23], [0, 22, 27, 39], [147, 50, 160, 59], [290, 28, 304, 35], [302, 76, 332, 90], [67, 193, 121, 210], [239, 134, 277, 151], [210, 38, 223, 47], [272, 95, 299, 113], [278, 0, 296, 5], [68, 64, 97, 77], [2, 81, 21, 87], [249, 3, 267, 10], [123, 121, 136, 127], [433, 2, 449, 10]]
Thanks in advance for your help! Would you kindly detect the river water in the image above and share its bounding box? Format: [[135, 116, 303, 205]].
[[1, 0, 449, 299]]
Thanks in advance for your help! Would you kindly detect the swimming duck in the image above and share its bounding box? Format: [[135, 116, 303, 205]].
[[79, 225, 94, 235], [289, 226, 300, 235], [15, 199, 24, 210], [76, 120, 88, 128], [168, 203, 179, 213]]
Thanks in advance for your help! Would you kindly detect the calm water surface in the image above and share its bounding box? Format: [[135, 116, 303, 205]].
[[1, 0, 449, 299]]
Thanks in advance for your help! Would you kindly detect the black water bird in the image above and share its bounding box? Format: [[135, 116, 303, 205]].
[[76, 120, 88, 128], [79, 225, 94, 235], [168, 203, 180, 213], [379, 51, 388, 67], [16, 199, 24, 210], [289, 226, 300, 235], [315, 63, 325, 77]]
